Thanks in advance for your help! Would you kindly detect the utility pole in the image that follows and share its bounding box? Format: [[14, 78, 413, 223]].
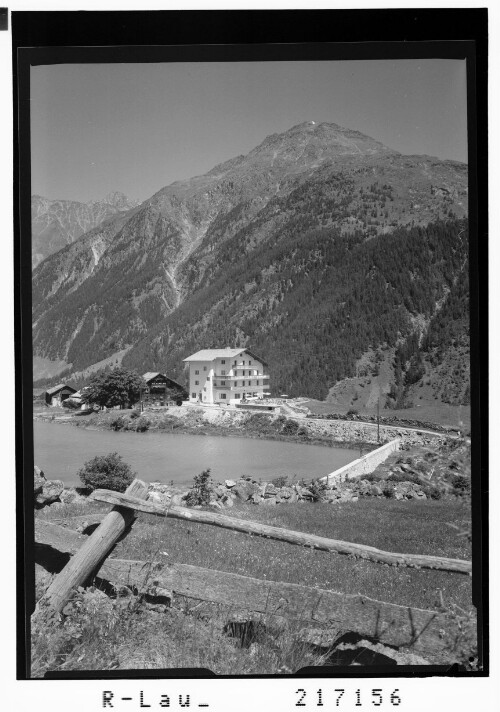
[[377, 395, 380, 444]]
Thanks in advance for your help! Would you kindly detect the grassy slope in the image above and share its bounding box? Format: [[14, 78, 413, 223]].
[[113, 498, 472, 614], [37, 496, 472, 613], [34, 491, 473, 674], [305, 399, 471, 430]]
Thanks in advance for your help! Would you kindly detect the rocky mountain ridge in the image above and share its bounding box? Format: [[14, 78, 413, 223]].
[[32, 191, 141, 267]]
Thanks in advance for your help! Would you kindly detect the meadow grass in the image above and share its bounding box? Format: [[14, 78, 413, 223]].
[[31, 578, 332, 676], [108, 498, 471, 613], [34, 496, 474, 675], [304, 399, 471, 429]]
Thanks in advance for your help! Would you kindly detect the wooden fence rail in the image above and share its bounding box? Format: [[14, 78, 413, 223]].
[[91, 488, 472, 575], [36, 479, 149, 614], [35, 519, 473, 662]]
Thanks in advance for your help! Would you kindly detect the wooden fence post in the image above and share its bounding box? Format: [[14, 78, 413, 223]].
[[37, 478, 148, 615], [91, 489, 473, 575]]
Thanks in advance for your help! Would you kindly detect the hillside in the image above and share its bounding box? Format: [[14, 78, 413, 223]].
[[32, 121, 469, 407], [32, 191, 140, 267]]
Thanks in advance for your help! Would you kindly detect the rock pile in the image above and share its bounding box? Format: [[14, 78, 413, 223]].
[[308, 411, 460, 435], [34, 466, 64, 508], [147, 473, 432, 510]]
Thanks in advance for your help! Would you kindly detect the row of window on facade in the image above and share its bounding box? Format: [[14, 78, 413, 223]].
[[194, 379, 261, 386], [191, 392, 260, 400], [194, 369, 260, 376], [184, 348, 270, 406]]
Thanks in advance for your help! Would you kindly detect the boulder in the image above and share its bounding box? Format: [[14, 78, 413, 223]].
[[148, 491, 171, 507], [75, 520, 90, 533], [370, 485, 383, 497], [223, 496, 234, 508], [279, 487, 293, 499], [261, 497, 277, 506], [233, 481, 259, 501], [224, 479, 236, 488], [264, 483, 278, 497], [35, 477, 64, 508], [34, 466, 45, 496], [251, 493, 263, 505], [59, 489, 79, 504]]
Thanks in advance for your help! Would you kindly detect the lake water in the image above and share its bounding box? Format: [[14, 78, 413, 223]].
[[33, 420, 359, 487]]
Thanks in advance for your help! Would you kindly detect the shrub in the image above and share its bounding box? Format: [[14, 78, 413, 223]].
[[185, 469, 213, 507], [272, 475, 289, 489], [362, 473, 381, 483], [308, 478, 329, 502], [451, 474, 471, 496], [77, 452, 135, 493], [346, 408, 358, 416], [386, 472, 422, 485], [382, 482, 396, 498], [108, 416, 126, 431], [130, 409, 140, 419], [424, 485, 443, 500], [62, 399, 80, 410], [132, 416, 150, 432], [275, 415, 287, 428], [281, 419, 300, 436]]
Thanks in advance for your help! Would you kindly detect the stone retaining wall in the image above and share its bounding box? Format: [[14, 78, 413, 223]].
[[323, 439, 401, 484], [304, 417, 446, 448]]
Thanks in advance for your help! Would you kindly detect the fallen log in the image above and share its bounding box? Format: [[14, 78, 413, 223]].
[[91, 489, 472, 575], [37, 479, 149, 614], [35, 520, 473, 662]]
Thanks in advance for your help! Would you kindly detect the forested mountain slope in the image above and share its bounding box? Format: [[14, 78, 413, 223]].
[[32, 121, 469, 404]]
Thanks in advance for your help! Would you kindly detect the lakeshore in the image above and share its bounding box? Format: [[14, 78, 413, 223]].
[[33, 402, 448, 450], [33, 417, 359, 486]]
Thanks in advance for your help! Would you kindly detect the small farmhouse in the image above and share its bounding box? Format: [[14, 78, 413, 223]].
[[183, 348, 270, 405], [45, 383, 77, 407], [142, 372, 188, 405]]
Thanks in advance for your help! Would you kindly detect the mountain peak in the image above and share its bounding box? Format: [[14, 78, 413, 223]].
[[246, 120, 398, 168], [97, 191, 140, 209]]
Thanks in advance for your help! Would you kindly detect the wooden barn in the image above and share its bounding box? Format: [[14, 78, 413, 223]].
[[142, 372, 188, 405], [45, 383, 77, 407]]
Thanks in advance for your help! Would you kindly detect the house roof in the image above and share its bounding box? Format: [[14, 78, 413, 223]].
[[142, 372, 164, 381], [46, 383, 77, 396], [142, 372, 187, 391], [183, 348, 268, 367], [183, 348, 245, 362]]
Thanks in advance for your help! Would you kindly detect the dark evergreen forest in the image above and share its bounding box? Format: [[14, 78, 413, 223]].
[[120, 217, 469, 400]]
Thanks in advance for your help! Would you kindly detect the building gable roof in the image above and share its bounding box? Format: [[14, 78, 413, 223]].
[[183, 348, 267, 367], [142, 372, 163, 381], [46, 383, 77, 396], [142, 372, 187, 392]]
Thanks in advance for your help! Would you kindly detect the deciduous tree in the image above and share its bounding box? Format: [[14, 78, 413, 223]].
[[83, 367, 145, 409]]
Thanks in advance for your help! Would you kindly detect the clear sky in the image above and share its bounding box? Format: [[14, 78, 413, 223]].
[[31, 59, 467, 204]]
